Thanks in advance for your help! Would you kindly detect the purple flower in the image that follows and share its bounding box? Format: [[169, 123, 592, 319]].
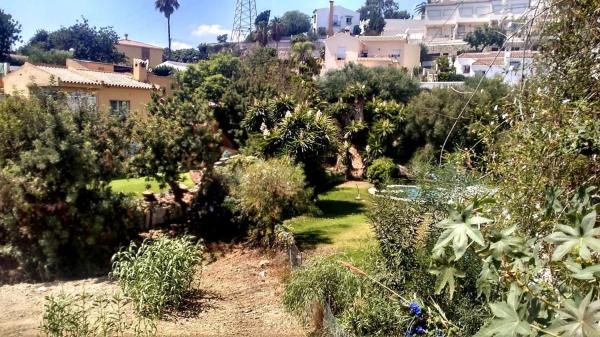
[[415, 326, 426, 334], [409, 302, 423, 316]]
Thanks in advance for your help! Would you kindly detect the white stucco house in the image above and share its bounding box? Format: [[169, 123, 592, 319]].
[[322, 32, 421, 74], [312, 3, 360, 35], [383, 0, 535, 55], [453, 50, 537, 85]]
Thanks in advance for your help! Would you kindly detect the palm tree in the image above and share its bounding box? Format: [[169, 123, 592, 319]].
[[270, 17, 284, 50], [253, 22, 270, 47], [291, 41, 314, 65], [155, 0, 180, 59], [414, 1, 427, 19]]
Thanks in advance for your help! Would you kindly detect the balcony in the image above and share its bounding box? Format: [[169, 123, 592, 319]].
[[356, 57, 402, 68]]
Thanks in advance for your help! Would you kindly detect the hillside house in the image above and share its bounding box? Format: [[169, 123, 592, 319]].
[[313, 2, 360, 35], [454, 50, 537, 84], [116, 35, 164, 68], [2, 58, 175, 115], [322, 32, 421, 74]]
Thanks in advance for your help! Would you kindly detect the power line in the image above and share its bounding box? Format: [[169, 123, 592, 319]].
[[437, 0, 560, 164]]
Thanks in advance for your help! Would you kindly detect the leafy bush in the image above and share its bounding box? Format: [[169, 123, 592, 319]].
[[186, 171, 238, 241], [369, 191, 488, 335], [25, 47, 73, 65], [319, 63, 420, 103], [111, 236, 204, 318], [438, 72, 465, 82], [284, 249, 412, 336], [366, 157, 397, 189], [224, 156, 312, 245], [283, 251, 369, 324], [0, 96, 142, 279], [40, 291, 156, 337], [151, 65, 173, 76], [244, 97, 339, 190]]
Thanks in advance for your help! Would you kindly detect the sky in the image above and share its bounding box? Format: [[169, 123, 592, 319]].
[[2, 0, 419, 50]]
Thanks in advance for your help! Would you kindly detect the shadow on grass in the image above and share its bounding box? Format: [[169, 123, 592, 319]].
[[314, 199, 366, 218], [294, 192, 369, 250]]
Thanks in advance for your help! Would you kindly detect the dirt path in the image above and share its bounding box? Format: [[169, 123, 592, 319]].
[[0, 248, 306, 337]]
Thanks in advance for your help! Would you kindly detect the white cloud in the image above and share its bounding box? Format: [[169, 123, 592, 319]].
[[192, 24, 230, 37], [172, 41, 193, 50]]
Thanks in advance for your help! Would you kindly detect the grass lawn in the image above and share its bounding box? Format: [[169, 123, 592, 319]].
[[286, 183, 374, 251], [109, 173, 195, 197]]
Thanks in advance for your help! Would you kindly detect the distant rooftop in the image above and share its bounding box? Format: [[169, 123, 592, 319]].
[[117, 39, 163, 50], [36, 65, 153, 89], [157, 61, 191, 71]]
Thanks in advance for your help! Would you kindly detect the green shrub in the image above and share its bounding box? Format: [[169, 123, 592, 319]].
[[369, 193, 487, 335], [187, 171, 238, 241], [366, 157, 397, 189], [40, 291, 155, 337], [283, 251, 369, 324], [225, 156, 312, 245], [284, 248, 410, 336], [0, 96, 142, 279], [151, 65, 173, 76], [111, 236, 204, 318], [438, 72, 466, 82]]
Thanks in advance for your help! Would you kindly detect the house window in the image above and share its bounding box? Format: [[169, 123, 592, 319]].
[[390, 49, 401, 58], [141, 47, 150, 60], [346, 16, 352, 25], [509, 60, 522, 69], [459, 7, 473, 17], [333, 15, 340, 26], [110, 100, 130, 118], [462, 65, 471, 74], [336, 47, 347, 60], [65, 91, 97, 112]]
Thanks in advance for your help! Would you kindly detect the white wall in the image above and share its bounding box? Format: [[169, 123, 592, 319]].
[[313, 6, 360, 33], [453, 54, 535, 85]]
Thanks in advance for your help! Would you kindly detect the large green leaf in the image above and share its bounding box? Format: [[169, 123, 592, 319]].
[[549, 292, 600, 337], [429, 263, 465, 300], [475, 302, 532, 337], [564, 260, 600, 281], [488, 226, 526, 259], [433, 207, 491, 260], [546, 210, 600, 261]]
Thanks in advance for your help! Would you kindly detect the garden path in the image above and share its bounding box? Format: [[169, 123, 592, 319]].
[[0, 247, 305, 337]]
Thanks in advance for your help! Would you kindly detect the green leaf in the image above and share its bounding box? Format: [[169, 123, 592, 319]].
[[549, 291, 600, 337], [564, 260, 600, 280], [546, 210, 600, 261], [488, 226, 525, 259], [475, 302, 531, 337], [429, 264, 465, 300], [434, 207, 490, 260]]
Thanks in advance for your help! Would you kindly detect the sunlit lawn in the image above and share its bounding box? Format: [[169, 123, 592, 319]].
[[287, 184, 375, 251], [109, 173, 194, 197]]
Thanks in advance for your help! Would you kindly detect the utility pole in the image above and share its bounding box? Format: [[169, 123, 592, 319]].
[[231, 0, 258, 43]]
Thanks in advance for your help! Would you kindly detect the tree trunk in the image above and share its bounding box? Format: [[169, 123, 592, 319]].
[[168, 180, 186, 208], [167, 16, 172, 60]]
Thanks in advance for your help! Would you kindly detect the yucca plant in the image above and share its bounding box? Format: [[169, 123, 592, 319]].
[[110, 236, 204, 318]]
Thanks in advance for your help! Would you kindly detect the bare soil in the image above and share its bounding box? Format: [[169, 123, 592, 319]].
[[0, 247, 306, 337]]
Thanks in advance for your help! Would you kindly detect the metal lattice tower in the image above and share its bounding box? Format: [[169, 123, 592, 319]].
[[231, 0, 257, 43]]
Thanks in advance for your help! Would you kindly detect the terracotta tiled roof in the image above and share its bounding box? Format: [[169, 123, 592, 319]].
[[117, 39, 163, 50], [508, 50, 538, 58], [472, 58, 505, 66], [38, 66, 153, 89], [458, 51, 538, 60]]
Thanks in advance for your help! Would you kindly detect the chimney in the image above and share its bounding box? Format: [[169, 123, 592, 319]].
[[133, 59, 148, 82], [124, 33, 129, 40], [327, 1, 335, 37]]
